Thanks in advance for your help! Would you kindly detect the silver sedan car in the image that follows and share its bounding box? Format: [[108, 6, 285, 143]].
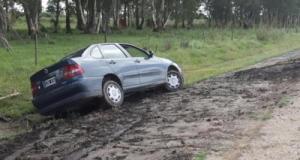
[[30, 43, 184, 115]]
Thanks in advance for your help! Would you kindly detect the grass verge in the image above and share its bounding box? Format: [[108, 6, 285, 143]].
[[194, 152, 206, 160], [1, 28, 300, 118]]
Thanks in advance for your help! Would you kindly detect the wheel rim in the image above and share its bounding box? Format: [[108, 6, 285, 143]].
[[106, 83, 122, 103], [167, 73, 181, 89]]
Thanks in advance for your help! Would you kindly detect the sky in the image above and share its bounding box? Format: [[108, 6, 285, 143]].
[[24, 0, 208, 16], [42, 0, 48, 10], [15, 0, 49, 11]]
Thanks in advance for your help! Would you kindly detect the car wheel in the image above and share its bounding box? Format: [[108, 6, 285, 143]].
[[165, 70, 183, 92], [103, 80, 124, 107]]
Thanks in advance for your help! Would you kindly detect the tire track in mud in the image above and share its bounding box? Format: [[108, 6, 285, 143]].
[[238, 90, 300, 160], [209, 83, 300, 160], [2, 52, 300, 160]]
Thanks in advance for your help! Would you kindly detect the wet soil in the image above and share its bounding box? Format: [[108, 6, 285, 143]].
[[2, 50, 300, 160]]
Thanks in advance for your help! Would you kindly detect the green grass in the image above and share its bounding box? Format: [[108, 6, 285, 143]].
[[250, 110, 273, 121], [278, 96, 291, 108], [2, 20, 300, 118], [194, 152, 206, 160]]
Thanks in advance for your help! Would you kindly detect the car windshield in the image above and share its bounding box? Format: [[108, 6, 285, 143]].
[[61, 48, 87, 60]]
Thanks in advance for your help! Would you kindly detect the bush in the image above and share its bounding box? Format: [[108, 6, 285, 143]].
[[180, 40, 190, 48], [256, 29, 270, 41], [163, 40, 172, 51], [256, 29, 284, 41]]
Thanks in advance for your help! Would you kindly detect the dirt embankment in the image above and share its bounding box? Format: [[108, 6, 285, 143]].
[[2, 51, 300, 160]]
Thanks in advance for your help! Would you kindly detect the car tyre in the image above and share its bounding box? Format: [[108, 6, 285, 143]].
[[103, 80, 124, 107], [165, 70, 184, 92]]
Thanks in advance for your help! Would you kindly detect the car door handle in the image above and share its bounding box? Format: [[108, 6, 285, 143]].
[[134, 59, 141, 63], [109, 60, 116, 64]]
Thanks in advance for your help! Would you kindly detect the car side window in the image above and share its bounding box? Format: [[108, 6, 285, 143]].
[[100, 45, 127, 59], [122, 45, 148, 58], [90, 46, 103, 59]]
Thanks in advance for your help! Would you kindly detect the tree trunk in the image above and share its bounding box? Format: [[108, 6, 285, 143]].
[[135, 0, 139, 29], [54, 0, 60, 33], [95, 0, 102, 33], [0, 3, 10, 50], [24, 8, 32, 35], [102, 0, 113, 33], [140, 0, 145, 28], [181, 18, 185, 28], [160, 0, 166, 28], [127, 2, 131, 27], [75, 0, 86, 30], [22, 0, 40, 37], [95, 12, 102, 33], [65, 0, 72, 33], [124, 1, 128, 26], [0, 4, 7, 34], [112, 0, 120, 29], [151, 0, 158, 31], [152, 0, 166, 32], [4, 0, 9, 32], [187, 17, 194, 29], [85, 0, 97, 33], [174, 0, 180, 28], [135, 0, 144, 30]]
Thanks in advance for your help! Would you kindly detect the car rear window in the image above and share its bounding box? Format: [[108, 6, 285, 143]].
[[61, 48, 87, 60]]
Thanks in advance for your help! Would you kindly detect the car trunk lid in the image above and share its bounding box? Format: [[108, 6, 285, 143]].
[[30, 59, 83, 97]]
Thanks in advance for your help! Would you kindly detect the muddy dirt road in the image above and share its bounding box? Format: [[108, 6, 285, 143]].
[[2, 50, 300, 160]]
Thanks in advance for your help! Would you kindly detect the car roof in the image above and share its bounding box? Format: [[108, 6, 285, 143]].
[[70, 43, 140, 59], [96, 43, 134, 46]]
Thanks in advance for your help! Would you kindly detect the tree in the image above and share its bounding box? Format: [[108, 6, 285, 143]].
[[20, 0, 41, 37], [173, 0, 181, 28], [112, 0, 121, 29], [85, 0, 97, 33], [74, 0, 86, 30], [102, 0, 113, 33], [0, 2, 7, 34], [65, 0, 72, 33], [206, 0, 233, 27], [95, 0, 103, 33], [47, 0, 62, 33], [182, 0, 199, 28], [151, 0, 170, 31], [262, 0, 300, 27], [3, 0, 9, 31], [233, 0, 262, 28], [134, 0, 145, 30], [0, 2, 10, 50]]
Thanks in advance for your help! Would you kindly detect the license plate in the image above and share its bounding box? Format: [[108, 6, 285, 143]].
[[43, 77, 56, 88]]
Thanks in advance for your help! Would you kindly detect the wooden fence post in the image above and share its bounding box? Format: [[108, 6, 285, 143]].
[[34, 32, 38, 66]]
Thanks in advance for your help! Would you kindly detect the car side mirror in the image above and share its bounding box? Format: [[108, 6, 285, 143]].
[[148, 50, 154, 58]]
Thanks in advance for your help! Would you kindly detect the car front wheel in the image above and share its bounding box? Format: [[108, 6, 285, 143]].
[[103, 80, 124, 107], [165, 70, 184, 92]]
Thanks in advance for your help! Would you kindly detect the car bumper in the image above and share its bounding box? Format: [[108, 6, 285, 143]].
[[32, 77, 102, 115], [37, 91, 97, 115]]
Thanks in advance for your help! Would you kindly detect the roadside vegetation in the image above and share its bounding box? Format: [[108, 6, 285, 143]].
[[1, 0, 300, 119], [2, 25, 300, 118], [194, 152, 206, 160], [2, 1, 300, 160]]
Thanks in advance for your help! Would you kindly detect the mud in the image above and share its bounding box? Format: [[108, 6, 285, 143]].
[[238, 91, 300, 160], [2, 51, 300, 160]]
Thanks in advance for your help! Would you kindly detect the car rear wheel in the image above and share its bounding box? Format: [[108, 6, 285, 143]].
[[165, 70, 183, 92], [103, 80, 124, 107]]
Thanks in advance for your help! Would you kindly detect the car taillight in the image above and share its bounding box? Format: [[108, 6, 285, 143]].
[[63, 64, 84, 80], [31, 82, 38, 96]]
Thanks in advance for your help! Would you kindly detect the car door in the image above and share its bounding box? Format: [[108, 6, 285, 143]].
[[99, 44, 141, 89], [87, 45, 111, 78], [120, 44, 164, 85]]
